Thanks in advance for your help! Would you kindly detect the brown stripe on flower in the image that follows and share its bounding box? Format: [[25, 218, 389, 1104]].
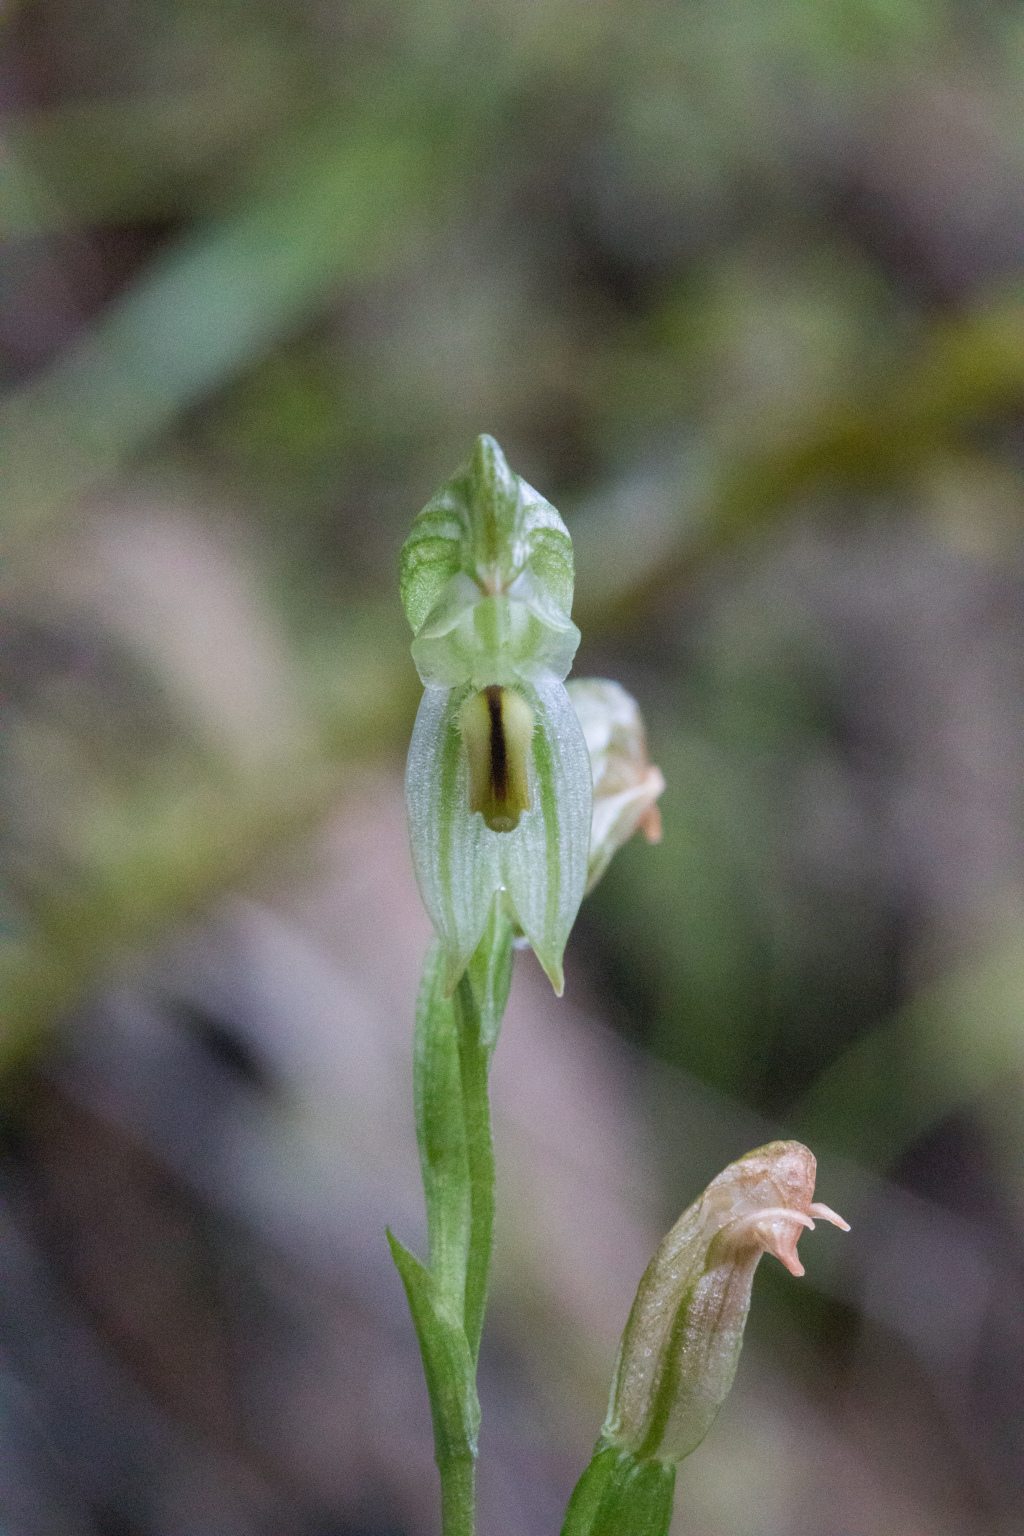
[[460, 685, 533, 832]]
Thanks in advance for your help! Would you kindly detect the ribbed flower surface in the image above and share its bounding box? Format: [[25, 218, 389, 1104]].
[[401, 436, 592, 993], [604, 1141, 849, 1462]]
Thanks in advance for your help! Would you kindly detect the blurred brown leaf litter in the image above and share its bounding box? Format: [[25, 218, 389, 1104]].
[[2, 2, 1024, 1533]]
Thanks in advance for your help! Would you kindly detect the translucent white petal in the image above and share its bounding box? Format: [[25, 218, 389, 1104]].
[[499, 673, 592, 994], [406, 685, 501, 991], [406, 675, 592, 995]]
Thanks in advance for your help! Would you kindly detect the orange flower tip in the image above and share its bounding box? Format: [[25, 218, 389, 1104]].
[[639, 799, 663, 844], [810, 1201, 851, 1232]]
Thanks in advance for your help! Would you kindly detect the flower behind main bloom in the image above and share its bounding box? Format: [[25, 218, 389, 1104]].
[[567, 678, 665, 893]]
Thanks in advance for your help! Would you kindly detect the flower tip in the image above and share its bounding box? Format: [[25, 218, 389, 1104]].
[[527, 940, 565, 995], [810, 1201, 851, 1232], [639, 769, 665, 843], [470, 432, 514, 501], [767, 1216, 811, 1276], [545, 960, 566, 997], [723, 1205, 816, 1277]]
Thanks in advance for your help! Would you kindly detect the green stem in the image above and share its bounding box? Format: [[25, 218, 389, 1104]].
[[398, 911, 514, 1536], [561, 1445, 676, 1536], [414, 941, 472, 1308], [438, 1454, 477, 1536], [454, 970, 496, 1362]]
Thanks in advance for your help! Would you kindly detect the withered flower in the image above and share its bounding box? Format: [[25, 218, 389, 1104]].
[[603, 1141, 849, 1463]]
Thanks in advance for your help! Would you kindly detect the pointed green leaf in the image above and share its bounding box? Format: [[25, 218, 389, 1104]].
[[413, 923, 506, 1372], [387, 1231, 480, 1461]]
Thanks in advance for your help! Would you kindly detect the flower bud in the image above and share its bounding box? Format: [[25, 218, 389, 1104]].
[[603, 1141, 849, 1463], [567, 678, 665, 893]]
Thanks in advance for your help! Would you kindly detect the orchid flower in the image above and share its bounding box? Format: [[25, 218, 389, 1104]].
[[401, 435, 592, 995]]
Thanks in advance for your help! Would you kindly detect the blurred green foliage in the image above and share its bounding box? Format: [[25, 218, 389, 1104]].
[[4, 0, 1024, 1223]]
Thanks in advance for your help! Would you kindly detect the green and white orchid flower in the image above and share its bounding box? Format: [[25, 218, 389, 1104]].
[[401, 435, 592, 995]]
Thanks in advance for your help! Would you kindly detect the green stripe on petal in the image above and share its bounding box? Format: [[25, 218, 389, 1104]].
[[406, 677, 592, 996], [498, 674, 592, 995], [406, 685, 502, 991]]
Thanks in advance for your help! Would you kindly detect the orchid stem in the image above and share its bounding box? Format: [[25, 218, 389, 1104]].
[[397, 915, 513, 1536]]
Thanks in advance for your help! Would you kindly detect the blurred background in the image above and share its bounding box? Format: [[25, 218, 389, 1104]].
[[3, 1, 1024, 1532]]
